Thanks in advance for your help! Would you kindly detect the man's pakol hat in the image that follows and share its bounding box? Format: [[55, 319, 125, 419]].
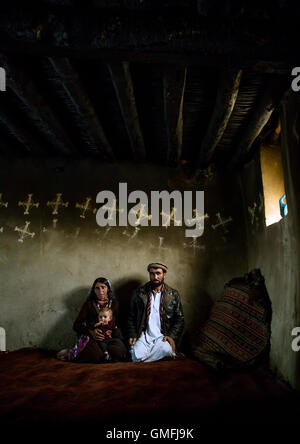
[[147, 262, 168, 273]]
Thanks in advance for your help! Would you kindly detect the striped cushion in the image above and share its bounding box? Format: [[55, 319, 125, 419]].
[[191, 281, 271, 368]]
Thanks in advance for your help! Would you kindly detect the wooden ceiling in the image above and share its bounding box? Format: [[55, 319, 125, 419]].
[[0, 1, 297, 170]]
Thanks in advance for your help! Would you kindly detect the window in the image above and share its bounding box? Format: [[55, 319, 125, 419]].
[[260, 122, 287, 226]]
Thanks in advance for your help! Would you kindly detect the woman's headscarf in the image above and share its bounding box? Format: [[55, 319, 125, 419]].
[[87, 277, 113, 301]]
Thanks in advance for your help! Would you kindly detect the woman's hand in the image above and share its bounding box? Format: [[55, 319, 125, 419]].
[[89, 329, 105, 341]]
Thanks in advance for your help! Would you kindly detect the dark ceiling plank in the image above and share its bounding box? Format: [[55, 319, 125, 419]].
[[0, 109, 43, 155], [197, 67, 242, 166], [214, 71, 265, 164], [107, 62, 146, 161], [5, 56, 75, 156], [40, 0, 196, 10], [163, 66, 187, 165], [228, 77, 290, 170], [0, 9, 297, 70], [41, 57, 115, 159], [2, 0, 296, 18], [8, 87, 69, 156], [181, 66, 218, 162], [0, 55, 63, 155]]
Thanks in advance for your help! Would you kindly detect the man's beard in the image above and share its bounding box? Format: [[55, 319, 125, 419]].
[[150, 278, 164, 288]]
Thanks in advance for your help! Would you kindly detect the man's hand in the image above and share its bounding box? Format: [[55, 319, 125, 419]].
[[129, 337, 137, 346], [163, 336, 176, 352]]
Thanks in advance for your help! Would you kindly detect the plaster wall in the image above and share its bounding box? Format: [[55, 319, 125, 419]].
[[0, 158, 247, 351], [240, 91, 300, 389], [247, 218, 298, 388]]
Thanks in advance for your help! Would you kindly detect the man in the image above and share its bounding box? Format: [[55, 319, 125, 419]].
[[128, 262, 184, 362]]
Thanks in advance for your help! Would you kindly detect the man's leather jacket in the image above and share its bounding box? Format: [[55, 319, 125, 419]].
[[127, 282, 184, 344]]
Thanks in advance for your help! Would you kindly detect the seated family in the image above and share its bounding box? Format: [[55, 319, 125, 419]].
[[57, 262, 184, 363]]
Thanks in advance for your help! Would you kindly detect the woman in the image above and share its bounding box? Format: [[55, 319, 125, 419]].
[[68, 277, 127, 363]]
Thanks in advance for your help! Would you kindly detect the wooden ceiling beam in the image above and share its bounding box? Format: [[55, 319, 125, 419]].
[[0, 109, 45, 156], [5, 56, 75, 156], [0, 54, 70, 156], [163, 66, 187, 165], [107, 62, 146, 162], [197, 67, 242, 166], [41, 57, 115, 160], [228, 77, 290, 170]]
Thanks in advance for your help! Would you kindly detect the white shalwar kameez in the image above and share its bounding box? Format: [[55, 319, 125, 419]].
[[130, 289, 175, 362]]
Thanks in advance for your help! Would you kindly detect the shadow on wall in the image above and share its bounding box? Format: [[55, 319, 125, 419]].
[[114, 279, 143, 337], [40, 287, 89, 351], [40, 279, 143, 351], [180, 257, 215, 353], [181, 289, 213, 357]]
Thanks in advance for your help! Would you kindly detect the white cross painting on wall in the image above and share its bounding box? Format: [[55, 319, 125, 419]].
[[14, 221, 35, 243], [75, 197, 96, 219], [18, 194, 39, 215], [0, 193, 8, 208], [47, 193, 69, 215]]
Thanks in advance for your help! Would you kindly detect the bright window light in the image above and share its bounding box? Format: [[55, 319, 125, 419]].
[[260, 130, 286, 227]]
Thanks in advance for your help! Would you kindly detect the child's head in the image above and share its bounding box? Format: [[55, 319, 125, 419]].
[[98, 307, 113, 325]]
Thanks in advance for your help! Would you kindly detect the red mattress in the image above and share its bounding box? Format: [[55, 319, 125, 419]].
[[0, 348, 298, 436]]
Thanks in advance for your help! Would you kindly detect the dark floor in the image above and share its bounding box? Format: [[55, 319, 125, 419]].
[[0, 348, 299, 439]]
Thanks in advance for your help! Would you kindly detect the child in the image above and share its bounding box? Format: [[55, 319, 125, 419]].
[[92, 307, 116, 361], [57, 307, 122, 362]]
